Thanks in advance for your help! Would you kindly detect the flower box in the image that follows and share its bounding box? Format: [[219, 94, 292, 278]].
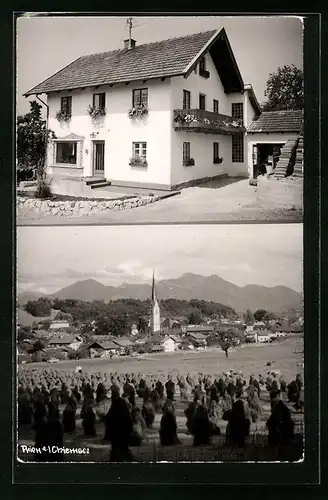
[[128, 106, 148, 118], [213, 157, 223, 164], [88, 105, 106, 118], [56, 110, 71, 122], [183, 158, 195, 167], [129, 156, 148, 167]]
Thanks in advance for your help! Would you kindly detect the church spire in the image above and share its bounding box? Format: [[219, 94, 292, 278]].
[[150, 270, 161, 334], [151, 269, 157, 304]]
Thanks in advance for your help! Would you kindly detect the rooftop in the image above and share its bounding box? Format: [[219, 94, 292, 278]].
[[24, 28, 244, 96], [247, 110, 303, 133]]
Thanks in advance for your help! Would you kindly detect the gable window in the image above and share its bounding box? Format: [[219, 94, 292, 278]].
[[56, 142, 77, 165], [199, 57, 206, 72], [132, 88, 148, 108], [232, 134, 244, 163], [60, 96, 72, 118], [213, 99, 219, 114], [183, 90, 191, 110], [199, 57, 210, 78], [231, 102, 244, 122], [199, 94, 206, 110], [213, 142, 219, 163], [133, 142, 147, 162], [93, 92, 106, 109], [183, 142, 190, 162]]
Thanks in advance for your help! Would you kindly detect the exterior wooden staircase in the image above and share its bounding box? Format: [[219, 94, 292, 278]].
[[274, 139, 298, 178], [292, 135, 303, 178]]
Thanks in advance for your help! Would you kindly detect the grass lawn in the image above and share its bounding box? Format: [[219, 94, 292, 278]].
[[22, 335, 304, 382]]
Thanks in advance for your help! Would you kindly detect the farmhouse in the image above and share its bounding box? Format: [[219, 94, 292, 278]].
[[87, 340, 118, 358], [255, 331, 271, 343], [23, 27, 301, 194], [187, 332, 207, 347], [161, 336, 177, 353], [48, 334, 83, 350], [49, 319, 70, 330]]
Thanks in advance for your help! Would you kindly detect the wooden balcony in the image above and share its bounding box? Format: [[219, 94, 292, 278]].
[[173, 109, 245, 135]]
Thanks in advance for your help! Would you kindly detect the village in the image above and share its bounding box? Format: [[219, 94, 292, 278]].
[[17, 291, 304, 365]]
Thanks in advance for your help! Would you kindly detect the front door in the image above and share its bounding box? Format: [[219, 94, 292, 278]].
[[93, 141, 105, 176]]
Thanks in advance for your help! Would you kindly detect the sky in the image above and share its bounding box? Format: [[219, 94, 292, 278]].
[[16, 15, 303, 115], [17, 224, 303, 295]]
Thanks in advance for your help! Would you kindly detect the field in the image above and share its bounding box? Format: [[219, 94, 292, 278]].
[[23, 335, 304, 381], [18, 336, 304, 462]]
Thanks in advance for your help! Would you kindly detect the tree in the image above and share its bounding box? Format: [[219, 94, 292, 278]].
[[262, 65, 303, 111], [17, 101, 55, 197], [254, 309, 268, 322], [243, 309, 254, 325], [218, 332, 237, 358], [25, 298, 52, 317], [188, 310, 202, 325], [137, 316, 149, 335], [29, 339, 47, 354]]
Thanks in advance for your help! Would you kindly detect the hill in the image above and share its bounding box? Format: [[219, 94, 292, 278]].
[[32, 273, 303, 313]]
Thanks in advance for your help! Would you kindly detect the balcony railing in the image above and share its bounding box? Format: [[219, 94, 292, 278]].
[[173, 109, 245, 135]]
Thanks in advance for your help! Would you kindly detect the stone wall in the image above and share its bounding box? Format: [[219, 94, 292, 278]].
[[17, 194, 159, 217]]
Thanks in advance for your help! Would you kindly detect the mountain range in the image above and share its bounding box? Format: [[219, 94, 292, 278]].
[[18, 273, 303, 314]]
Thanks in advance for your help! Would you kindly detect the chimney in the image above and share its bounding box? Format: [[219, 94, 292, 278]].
[[124, 38, 136, 50]]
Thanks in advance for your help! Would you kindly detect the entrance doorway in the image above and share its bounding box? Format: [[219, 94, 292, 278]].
[[252, 143, 284, 178], [92, 141, 105, 176]]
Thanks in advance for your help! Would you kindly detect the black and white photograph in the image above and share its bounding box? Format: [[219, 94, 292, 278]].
[[17, 223, 304, 463], [16, 15, 303, 225]]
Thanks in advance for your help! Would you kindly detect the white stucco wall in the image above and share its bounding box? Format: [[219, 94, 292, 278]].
[[47, 79, 172, 187], [170, 53, 232, 114], [169, 53, 248, 184], [247, 132, 298, 178]]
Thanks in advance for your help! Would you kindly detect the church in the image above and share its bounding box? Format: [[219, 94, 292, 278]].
[[150, 271, 161, 334]]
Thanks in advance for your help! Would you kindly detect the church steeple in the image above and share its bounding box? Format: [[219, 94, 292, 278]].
[[150, 270, 161, 334]]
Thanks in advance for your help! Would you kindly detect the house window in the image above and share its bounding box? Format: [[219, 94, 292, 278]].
[[56, 142, 77, 165], [213, 142, 219, 162], [183, 90, 191, 109], [133, 142, 147, 161], [231, 102, 244, 122], [232, 134, 244, 163], [183, 142, 190, 162], [60, 96, 72, 118], [213, 99, 219, 114], [93, 93, 106, 109], [132, 88, 148, 108], [199, 94, 206, 110]]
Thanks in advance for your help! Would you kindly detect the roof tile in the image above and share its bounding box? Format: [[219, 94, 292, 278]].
[[25, 30, 217, 96], [247, 110, 303, 133]]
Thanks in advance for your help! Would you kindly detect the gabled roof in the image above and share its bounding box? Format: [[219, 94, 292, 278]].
[[188, 332, 207, 340], [186, 325, 214, 333], [48, 335, 79, 344], [24, 28, 244, 96], [89, 340, 118, 350], [247, 110, 303, 133]]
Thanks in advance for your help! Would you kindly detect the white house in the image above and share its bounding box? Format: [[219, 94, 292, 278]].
[[24, 28, 303, 192], [24, 29, 262, 191], [48, 334, 83, 350], [161, 336, 176, 353], [256, 331, 271, 343]]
